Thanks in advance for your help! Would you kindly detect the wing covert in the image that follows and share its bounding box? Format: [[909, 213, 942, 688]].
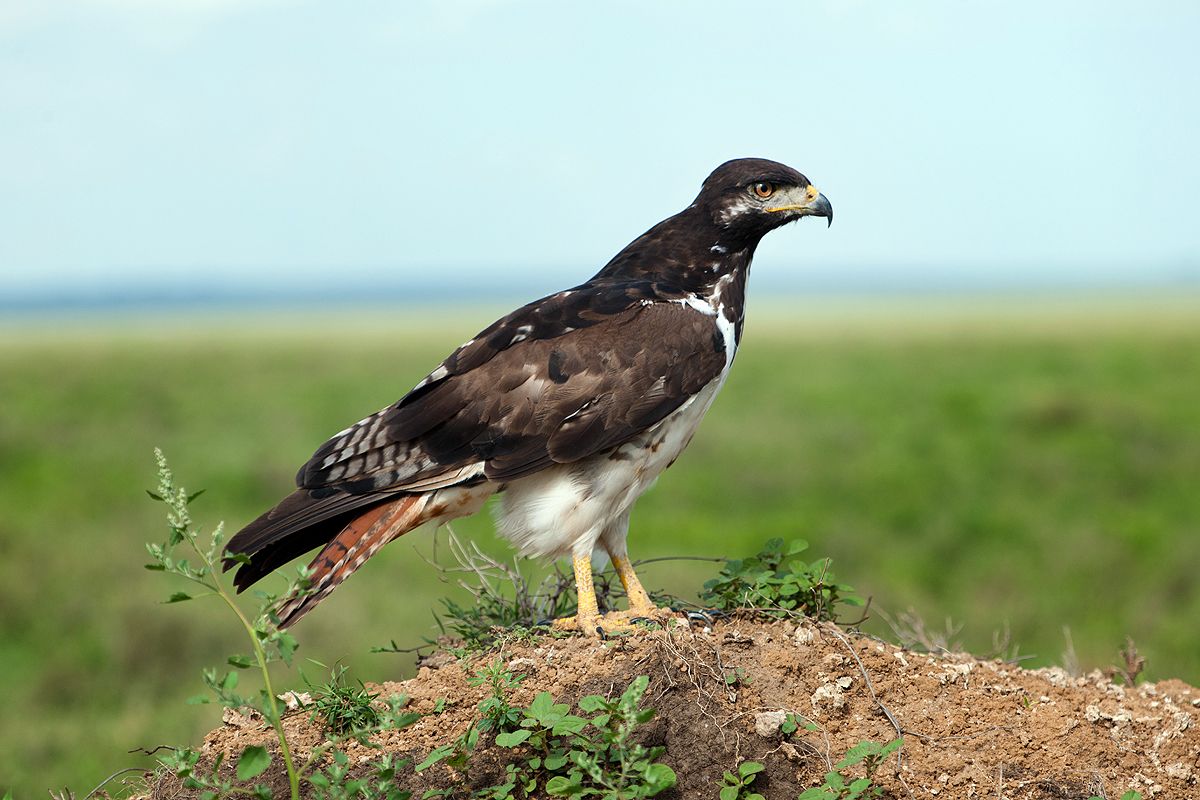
[[297, 287, 728, 494]]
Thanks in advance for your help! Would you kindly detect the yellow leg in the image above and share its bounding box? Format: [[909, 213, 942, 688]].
[[552, 552, 676, 636], [553, 555, 602, 635], [573, 554, 600, 620], [610, 553, 657, 615]]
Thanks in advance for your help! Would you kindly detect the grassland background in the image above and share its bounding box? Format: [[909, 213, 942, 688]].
[[2, 294, 1199, 797]]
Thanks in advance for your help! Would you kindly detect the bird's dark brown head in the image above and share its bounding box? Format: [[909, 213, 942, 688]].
[[695, 158, 833, 243], [597, 157, 831, 287]]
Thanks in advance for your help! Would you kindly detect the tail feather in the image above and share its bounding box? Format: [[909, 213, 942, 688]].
[[226, 488, 397, 591], [274, 495, 429, 627]]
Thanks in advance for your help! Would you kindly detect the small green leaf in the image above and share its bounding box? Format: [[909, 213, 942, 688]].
[[146, 490, 164, 501], [527, 691, 569, 725], [798, 788, 834, 800], [187, 489, 206, 503], [837, 740, 879, 769], [642, 763, 676, 795], [545, 775, 581, 796], [738, 761, 764, 777], [495, 730, 531, 747], [227, 654, 253, 669], [415, 744, 455, 772], [275, 631, 299, 665], [719, 787, 738, 800], [165, 592, 192, 603], [236, 745, 270, 780], [577, 695, 607, 712], [551, 714, 588, 735]]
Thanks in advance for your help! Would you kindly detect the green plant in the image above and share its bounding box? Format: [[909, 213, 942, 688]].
[[300, 696, 420, 799], [146, 449, 306, 800], [158, 747, 274, 800], [414, 660, 528, 775], [490, 691, 589, 797], [720, 761, 765, 800], [540, 676, 676, 798], [305, 662, 384, 738], [780, 712, 819, 737], [416, 674, 674, 799], [307, 752, 412, 800], [148, 452, 424, 800], [1088, 793, 1143, 800], [797, 739, 902, 800], [469, 660, 526, 734], [427, 532, 577, 651], [700, 538, 862, 622], [425, 531, 681, 652], [724, 667, 751, 688]]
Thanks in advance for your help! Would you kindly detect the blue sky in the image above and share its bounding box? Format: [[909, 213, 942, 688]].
[[2, 1, 1198, 298]]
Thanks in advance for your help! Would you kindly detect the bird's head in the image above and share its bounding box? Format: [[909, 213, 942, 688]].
[[695, 158, 832, 244], [597, 157, 832, 284]]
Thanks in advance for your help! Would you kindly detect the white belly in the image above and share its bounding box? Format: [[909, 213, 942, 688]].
[[494, 368, 730, 560]]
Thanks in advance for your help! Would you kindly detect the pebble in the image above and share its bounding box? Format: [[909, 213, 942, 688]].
[[754, 710, 787, 737]]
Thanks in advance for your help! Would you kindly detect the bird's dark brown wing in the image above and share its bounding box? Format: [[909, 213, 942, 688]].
[[225, 281, 727, 587], [298, 283, 728, 494]]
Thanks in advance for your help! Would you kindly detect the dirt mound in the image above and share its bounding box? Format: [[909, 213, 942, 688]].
[[157, 617, 1200, 799]]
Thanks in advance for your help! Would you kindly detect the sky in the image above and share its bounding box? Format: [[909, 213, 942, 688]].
[[1, 0, 1198, 301]]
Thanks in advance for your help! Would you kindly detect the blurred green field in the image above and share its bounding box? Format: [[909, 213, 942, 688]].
[[2, 295, 1199, 797]]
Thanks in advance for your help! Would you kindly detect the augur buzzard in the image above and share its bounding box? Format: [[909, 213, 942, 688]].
[[225, 158, 832, 635]]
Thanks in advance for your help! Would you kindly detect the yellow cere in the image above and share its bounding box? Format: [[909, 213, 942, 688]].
[[765, 184, 821, 213]]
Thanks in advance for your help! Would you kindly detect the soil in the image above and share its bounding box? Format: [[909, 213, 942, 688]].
[[149, 616, 1200, 799]]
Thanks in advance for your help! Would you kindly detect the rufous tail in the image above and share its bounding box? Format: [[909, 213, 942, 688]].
[[275, 495, 428, 627]]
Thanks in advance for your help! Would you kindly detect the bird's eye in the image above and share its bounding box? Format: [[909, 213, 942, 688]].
[[752, 182, 775, 199]]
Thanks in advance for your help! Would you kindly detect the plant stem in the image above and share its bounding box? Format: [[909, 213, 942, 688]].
[[218, 582, 301, 800], [187, 536, 302, 800]]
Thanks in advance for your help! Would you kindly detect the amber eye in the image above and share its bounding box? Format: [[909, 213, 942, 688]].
[[752, 182, 775, 199]]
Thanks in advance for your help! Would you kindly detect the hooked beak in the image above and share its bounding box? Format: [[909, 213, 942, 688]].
[[808, 193, 833, 227], [766, 186, 834, 227]]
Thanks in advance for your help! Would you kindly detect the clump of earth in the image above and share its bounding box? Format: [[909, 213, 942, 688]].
[[152, 616, 1200, 799]]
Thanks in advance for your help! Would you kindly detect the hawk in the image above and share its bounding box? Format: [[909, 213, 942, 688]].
[[225, 158, 832, 635]]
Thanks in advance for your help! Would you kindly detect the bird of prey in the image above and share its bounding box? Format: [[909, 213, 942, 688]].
[[225, 158, 832, 635]]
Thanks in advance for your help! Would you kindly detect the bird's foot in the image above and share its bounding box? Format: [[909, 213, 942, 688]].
[[600, 606, 679, 633], [551, 610, 603, 637], [551, 605, 679, 638]]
